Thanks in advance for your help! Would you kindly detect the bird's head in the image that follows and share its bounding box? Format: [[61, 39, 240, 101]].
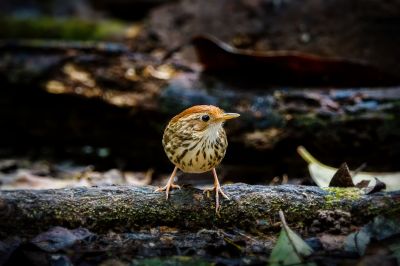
[[169, 105, 240, 137]]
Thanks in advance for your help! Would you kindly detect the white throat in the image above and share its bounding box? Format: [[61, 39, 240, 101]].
[[204, 122, 223, 142]]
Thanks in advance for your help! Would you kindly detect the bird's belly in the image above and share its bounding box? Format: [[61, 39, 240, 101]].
[[174, 146, 225, 173]]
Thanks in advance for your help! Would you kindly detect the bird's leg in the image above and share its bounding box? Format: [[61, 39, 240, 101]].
[[203, 168, 230, 212], [155, 166, 181, 199]]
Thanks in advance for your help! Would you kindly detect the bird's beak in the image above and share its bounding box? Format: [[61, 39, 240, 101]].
[[218, 113, 240, 121]]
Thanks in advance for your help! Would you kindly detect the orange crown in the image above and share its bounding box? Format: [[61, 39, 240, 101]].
[[170, 105, 224, 123]]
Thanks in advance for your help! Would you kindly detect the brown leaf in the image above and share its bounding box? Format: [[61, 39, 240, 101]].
[[269, 176, 281, 186], [355, 180, 371, 188], [270, 175, 289, 186], [192, 35, 399, 87], [329, 163, 354, 187]]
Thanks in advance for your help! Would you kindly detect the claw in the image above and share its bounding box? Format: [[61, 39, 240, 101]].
[[155, 183, 181, 199], [155, 166, 180, 199], [219, 188, 230, 200], [204, 168, 230, 213]]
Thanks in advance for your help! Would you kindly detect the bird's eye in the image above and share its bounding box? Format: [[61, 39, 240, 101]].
[[201, 115, 210, 122]]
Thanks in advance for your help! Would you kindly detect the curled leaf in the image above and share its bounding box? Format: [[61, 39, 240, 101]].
[[365, 177, 386, 194]]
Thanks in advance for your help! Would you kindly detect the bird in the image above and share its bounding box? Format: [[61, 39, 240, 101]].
[[156, 105, 240, 212]]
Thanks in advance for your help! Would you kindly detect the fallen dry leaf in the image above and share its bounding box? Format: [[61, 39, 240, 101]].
[[329, 163, 354, 187], [192, 35, 399, 87]]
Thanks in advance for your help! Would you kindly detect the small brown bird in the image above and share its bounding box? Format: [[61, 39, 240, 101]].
[[156, 105, 240, 212]]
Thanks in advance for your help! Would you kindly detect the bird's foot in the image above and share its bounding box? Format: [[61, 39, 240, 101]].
[[203, 185, 229, 213], [155, 183, 181, 199]]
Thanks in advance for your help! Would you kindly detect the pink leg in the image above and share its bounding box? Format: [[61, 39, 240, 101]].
[[203, 168, 230, 212], [155, 166, 181, 199]]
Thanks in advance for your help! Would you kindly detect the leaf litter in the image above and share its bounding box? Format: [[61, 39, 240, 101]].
[[297, 146, 400, 191], [0, 159, 152, 190]]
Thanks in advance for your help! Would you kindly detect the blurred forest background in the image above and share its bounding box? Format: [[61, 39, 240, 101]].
[[1, 1, 400, 265], [1, 0, 400, 189]]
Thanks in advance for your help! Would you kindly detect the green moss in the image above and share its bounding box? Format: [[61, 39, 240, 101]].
[[323, 187, 362, 208], [0, 16, 127, 40]]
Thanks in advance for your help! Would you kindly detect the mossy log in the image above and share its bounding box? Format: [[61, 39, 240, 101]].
[[0, 184, 399, 236]]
